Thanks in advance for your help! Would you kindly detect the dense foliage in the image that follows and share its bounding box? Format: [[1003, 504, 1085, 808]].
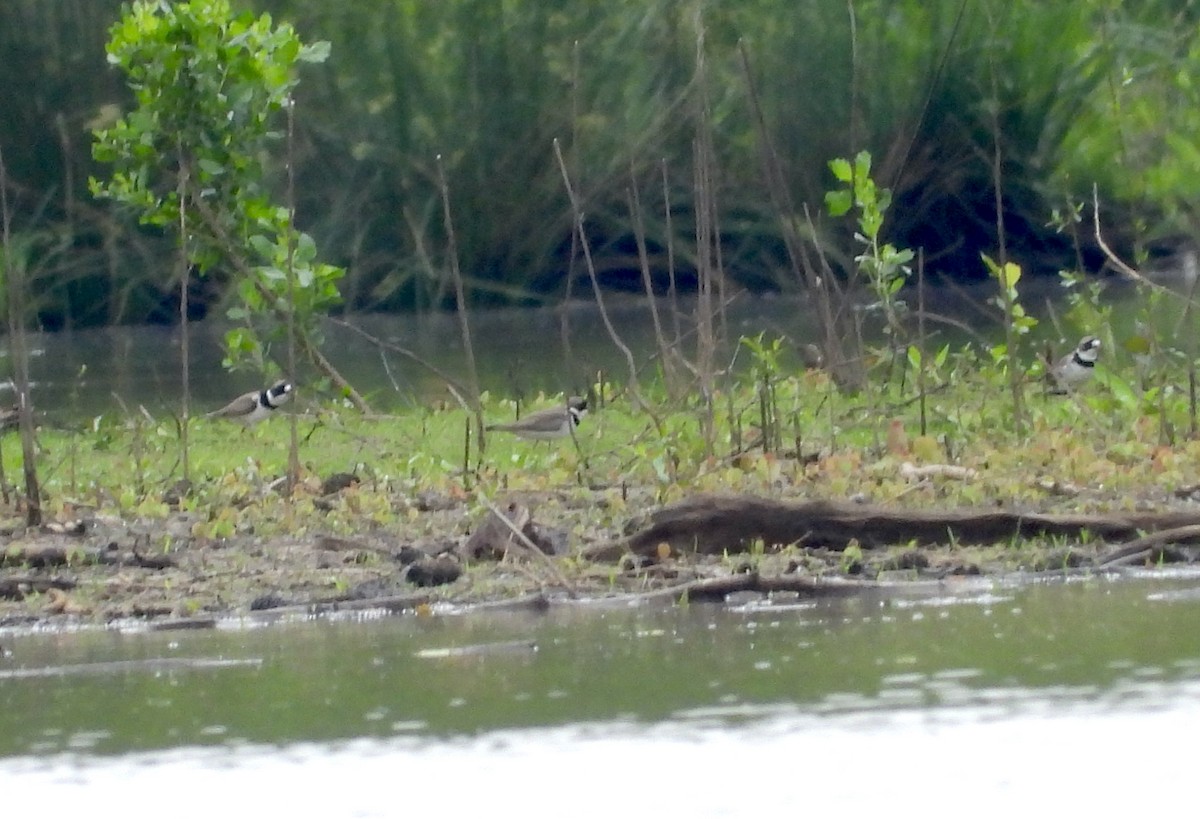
[[2, 0, 1200, 327], [90, 0, 340, 372]]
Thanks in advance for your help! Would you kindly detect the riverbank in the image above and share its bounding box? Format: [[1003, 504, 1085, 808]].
[[4, 469, 1200, 631], [5, 354, 1200, 631]]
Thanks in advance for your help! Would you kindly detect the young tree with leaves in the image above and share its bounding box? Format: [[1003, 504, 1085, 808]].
[[90, 0, 365, 426]]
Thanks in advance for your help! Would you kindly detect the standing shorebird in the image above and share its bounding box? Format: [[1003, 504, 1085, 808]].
[[485, 396, 588, 441], [207, 380, 294, 425], [1048, 336, 1101, 393]]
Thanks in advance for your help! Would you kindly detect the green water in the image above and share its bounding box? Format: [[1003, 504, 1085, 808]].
[[3, 572, 1200, 759]]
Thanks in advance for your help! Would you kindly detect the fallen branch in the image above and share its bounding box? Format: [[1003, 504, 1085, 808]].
[[1096, 524, 1200, 567], [584, 493, 1200, 562]]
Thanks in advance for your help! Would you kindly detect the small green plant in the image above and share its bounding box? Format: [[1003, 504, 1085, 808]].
[[840, 541, 864, 574], [826, 151, 914, 343], [1059, 268, 1109, 333], [982, 254, 1037, 431], [740, 333, 785, 453]]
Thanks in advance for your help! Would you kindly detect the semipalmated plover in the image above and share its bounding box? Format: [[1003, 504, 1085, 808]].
[[207, 380, 293, 425], [486, 396, 587, 440], [1049, 336, 1101, 393]]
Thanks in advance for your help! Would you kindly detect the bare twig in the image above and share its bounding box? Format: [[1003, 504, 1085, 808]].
[[435, 155, 484, 466], [435, 154, 482, 418], [626, 169, 676, 392], [661, 159, 683, 351], [327, 316, 471, 401], [552, 138, 653, 424]]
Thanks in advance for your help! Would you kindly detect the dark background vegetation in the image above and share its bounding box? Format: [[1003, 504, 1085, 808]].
[[2, 0, 1199, 330]]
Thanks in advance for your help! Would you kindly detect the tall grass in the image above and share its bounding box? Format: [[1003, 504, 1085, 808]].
[[1, 0, 1197, 327]]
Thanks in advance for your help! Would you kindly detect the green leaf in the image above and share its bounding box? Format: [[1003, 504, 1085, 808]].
[[853, 150, 872, 179], [984, 254, 1023, 291], [294, 231, 317, 264], [197, 158, 225, 177], [825, 190, 852, 217], [300, 41, 331, 63], [828, 157, 852, 183], [1002, 262, 1022, 290], [248, 234, 275, 259]]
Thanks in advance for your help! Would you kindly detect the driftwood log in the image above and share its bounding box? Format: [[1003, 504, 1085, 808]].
[[583, 494, 1200, 562]]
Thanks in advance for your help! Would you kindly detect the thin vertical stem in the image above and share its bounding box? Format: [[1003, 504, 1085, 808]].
[[177, 143, 190, 484], [985, 19, 1023, 434], [560, 39, 582, 379], [627, 168, 675, 392], [435, 154, 484, 463], [1190, 362, 1197, 441], [847, 0, 860, 160], [553, 138, 658, 432], [661, 159, 682, 350], [692, 12, 717, 456], [917, 249, 927, 437], [284, 98, 300, 493], [0, 145, 41, 525]]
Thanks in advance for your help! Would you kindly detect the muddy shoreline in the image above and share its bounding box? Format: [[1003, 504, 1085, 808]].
[[4, 484, 1198, 633]]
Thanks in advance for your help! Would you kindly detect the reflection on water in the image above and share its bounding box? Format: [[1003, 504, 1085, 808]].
[[5, 699, 1199, 816], [3, 296, 826, 419], [0, 276, 1160, 422], [3, 287, 1026, 419], [3, 572, 1200, 811]]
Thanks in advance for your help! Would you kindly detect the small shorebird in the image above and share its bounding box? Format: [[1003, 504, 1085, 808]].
[[207, 380, 293, 425], [1049, 336, 1101, 393], [485, 396, 588, 440]]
